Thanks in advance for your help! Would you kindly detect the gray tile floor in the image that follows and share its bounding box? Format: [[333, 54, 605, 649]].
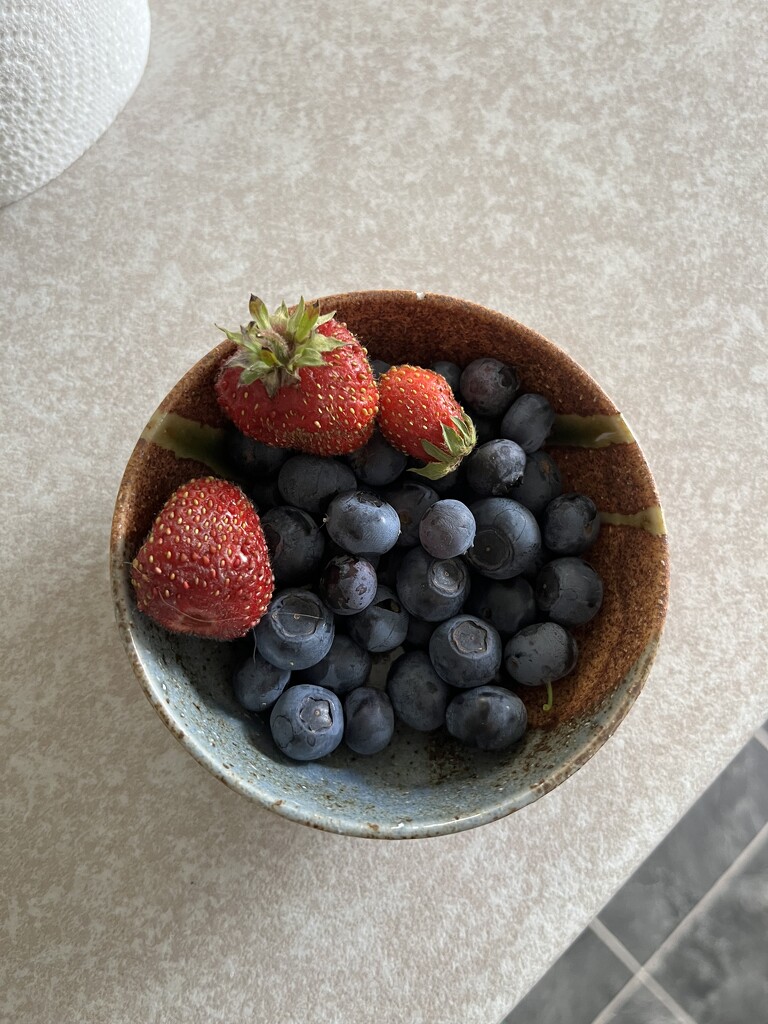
[[502, 720, 768, 1024]]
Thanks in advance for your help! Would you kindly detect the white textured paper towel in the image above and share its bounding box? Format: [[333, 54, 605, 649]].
[[0, 0, 150, 207]]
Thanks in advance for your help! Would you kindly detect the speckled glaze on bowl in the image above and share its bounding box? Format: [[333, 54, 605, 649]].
[[110, 290, 669, 839]]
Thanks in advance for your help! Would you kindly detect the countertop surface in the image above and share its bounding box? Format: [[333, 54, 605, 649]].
[[2, 1, 766, 1021]]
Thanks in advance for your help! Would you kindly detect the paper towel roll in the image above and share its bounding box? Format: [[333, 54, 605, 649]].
[[0, 0, 151, 207]]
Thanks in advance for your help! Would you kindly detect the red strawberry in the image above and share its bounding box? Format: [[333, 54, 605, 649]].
[[130, 477, 274, 640], [215, 297, 378, 456], [378, 364, 477, 479]]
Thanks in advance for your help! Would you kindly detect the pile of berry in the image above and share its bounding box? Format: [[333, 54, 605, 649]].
[[131, 298, 603, 761]]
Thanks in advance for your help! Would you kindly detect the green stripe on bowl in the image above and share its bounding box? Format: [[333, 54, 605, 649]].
[[549, 413, 635, 448], [141, 410, 232, 477], [600, 507, 667, 536]]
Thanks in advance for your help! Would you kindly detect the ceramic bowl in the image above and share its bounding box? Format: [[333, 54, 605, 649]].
[[110, 290, 669, 839]]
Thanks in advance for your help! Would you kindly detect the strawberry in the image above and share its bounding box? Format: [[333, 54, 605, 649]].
[[377, 364, 477, 479], [130, 477, 274, 640], [215, 297, 378, 456]]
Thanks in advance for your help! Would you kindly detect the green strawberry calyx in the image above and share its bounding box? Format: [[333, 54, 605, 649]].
[[410, 411, 477, 480], [217, 296, 348, 397]]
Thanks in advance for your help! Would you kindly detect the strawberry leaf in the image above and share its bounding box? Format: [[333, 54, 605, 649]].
[[288, 297, 309, 339], [248, 294, 270, 326], [293, 349, 328, 368], [410, 460, 456, 481], [270, 335, 290, 365], [407, 409, 477, 479], [421, 440, 450, 462], [216, 324, 245, 345], [298, 334, 347, 354]]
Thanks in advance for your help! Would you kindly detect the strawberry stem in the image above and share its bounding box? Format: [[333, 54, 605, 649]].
[[409, 411, 477, 479], [217, 297, 347, 397], [543, 681, 554, 712]]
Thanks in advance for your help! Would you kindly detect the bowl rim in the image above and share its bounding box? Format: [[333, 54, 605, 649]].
[[110, 289, 669, 839]]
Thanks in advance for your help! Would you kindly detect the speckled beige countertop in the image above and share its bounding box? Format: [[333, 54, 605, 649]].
[[2, 2, 766, 1022]]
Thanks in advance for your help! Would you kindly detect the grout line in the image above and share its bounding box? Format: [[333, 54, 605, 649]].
[[588, 920, 699, 1024], [587, 819, 768, 1024], [590, 918, 644, 974], [638, 974, 701, 1024], [499, 762, 768, 1024], [585, 972, 646, 1024], [642, 816, 768, 973], [587, 817, 768, 1024], [754, 726, 768, 753], [588, 970, 698, 1024]]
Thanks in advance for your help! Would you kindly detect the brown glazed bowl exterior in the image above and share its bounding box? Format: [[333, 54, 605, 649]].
[[110, 290, 669, 839]]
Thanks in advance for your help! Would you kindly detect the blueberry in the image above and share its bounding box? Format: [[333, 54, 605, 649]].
[[465, 576, 538, 638], [541, 493, 600, 555], [510, 450, 562, 516], [403, 615, 437, 651], [261, 506, 325, 586], [344, 687, 395, 755], [247, 477, 283, 512], [384, 482, 439, 547], [446, 685, 527, 751], [395, 546, 470, 621], [324, 538, 377, 566], [325, 490, 401, 555], [471, 415, 499, 445], [465, 439, 526, 497], [348, 585, 409, 653], [535, 557, 603, 627], [429, 466, 462, 496], [301, 634, 372, 694], [465, 498, 541, 579], [225, 430, 292, 479], [387, 650, 451, 731], [504, 622, 578, 686], [374, 546, 406, 590], [319, 554, 378, 616], [255, 589, 335, 670], [459, 358, 519, 417], [278, 455, 356, 516], [369, 358, 391, 381], [429, 614, 503, 687], [431, 360, 462, 393], [232, 649, 290, 712], [419, 499, 476, 558], [500, 393, 555, 453], [269, 684, 343, 761], [346, 428, 408, 487], [518, 544, 552, 585]]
